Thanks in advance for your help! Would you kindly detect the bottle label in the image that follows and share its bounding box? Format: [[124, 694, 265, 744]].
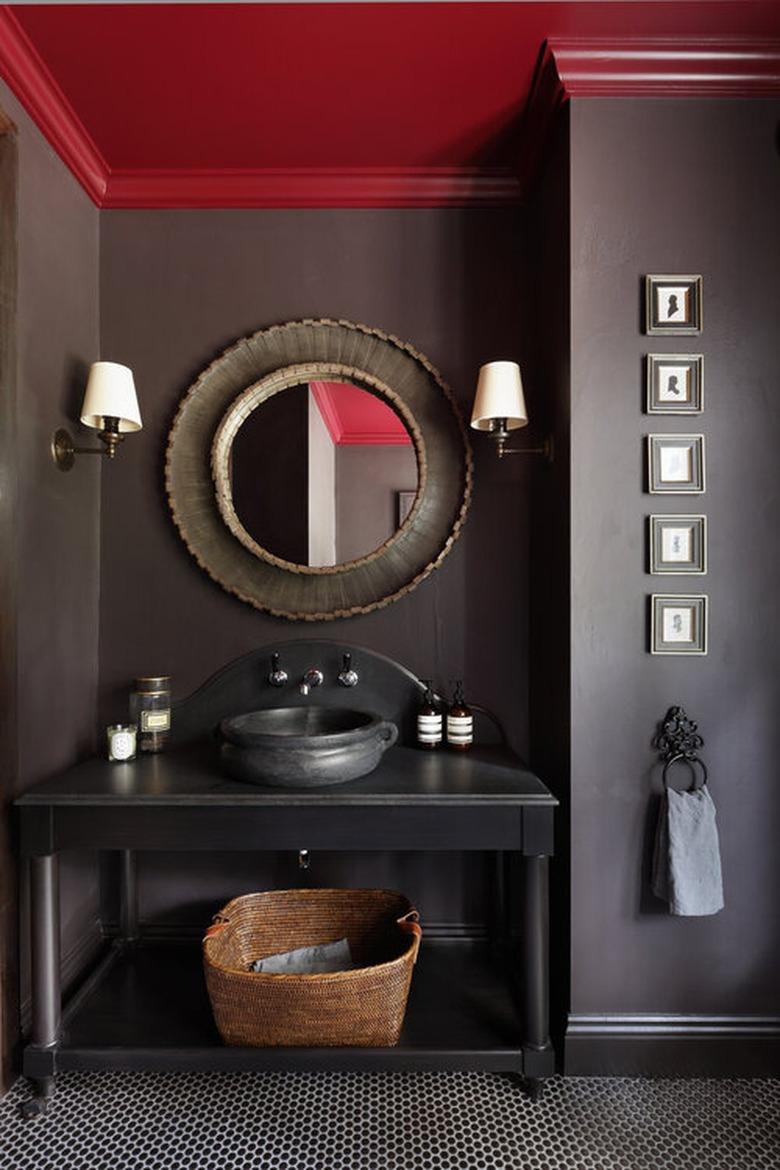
[[417, 714, 442, 745], [447, 715, 473, 745], [141, 710, 171, 732]]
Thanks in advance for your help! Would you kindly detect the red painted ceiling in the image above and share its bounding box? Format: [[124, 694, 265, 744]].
[[2, 3, 779, 205], [311, 382, 412, 445]]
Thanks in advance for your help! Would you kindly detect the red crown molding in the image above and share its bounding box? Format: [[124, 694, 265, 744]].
[[0, 8, 108, 204], [102, 166, 521, 209], [548, 37, 780, 97], [520, 38, 780, 188]]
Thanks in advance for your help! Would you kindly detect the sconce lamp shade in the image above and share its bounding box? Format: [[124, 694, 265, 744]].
[[80, 362, 142, 433], [470, 361, 528, 432]]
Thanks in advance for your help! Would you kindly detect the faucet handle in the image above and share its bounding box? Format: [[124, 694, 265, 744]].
[[338, 653, 359, 688], [268, 653, 288, 687]]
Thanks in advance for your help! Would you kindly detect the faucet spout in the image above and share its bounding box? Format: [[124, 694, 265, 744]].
[[299, 668, 324, 696]]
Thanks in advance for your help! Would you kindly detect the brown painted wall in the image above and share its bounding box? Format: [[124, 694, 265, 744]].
[[0, 81, 101, 1090], [569, 99, 780, 1018], [98, 208, 529, 927]]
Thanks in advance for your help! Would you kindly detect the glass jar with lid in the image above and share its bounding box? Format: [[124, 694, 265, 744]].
[[130, 676, 171, 753]]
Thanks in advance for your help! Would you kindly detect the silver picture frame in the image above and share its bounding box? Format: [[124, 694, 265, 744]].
[[647, 434, 705, 494], [645, 274, 702, 335], [646, 354, 703, 414], [650, 593, 708, 655], [649, 515, 707, 574]]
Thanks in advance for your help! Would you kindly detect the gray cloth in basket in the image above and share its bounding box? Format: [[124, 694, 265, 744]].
[[652, 783, 724, 916], [250, 937, 354, 974]]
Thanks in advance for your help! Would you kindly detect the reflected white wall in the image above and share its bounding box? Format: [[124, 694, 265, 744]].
[[307, 387, 336, 566]]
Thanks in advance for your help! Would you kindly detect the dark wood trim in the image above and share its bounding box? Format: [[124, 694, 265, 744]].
[[566, 1013, 780, 1077], [0, 116, 17, 1097]]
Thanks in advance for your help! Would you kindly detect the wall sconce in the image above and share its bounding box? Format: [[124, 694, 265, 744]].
[[470, 361, 553, 461], [52, 361, 142, 471]]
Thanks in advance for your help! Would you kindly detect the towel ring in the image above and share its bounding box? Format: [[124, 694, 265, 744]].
[[662, 753, 707, 792]]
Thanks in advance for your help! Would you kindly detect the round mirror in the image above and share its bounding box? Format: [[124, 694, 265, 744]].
[[166, 319, 471, 621], [217, 379, 419, 569]]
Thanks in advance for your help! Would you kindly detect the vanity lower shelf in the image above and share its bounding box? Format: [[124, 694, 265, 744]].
[[54, 938, 538, 1075]]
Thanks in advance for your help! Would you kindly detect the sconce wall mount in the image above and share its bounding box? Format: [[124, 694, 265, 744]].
[[52, 362, 142, 472]]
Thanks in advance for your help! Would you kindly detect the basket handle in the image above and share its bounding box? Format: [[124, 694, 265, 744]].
[[204, 912, 230, 941], [397, 908, 422, 962]]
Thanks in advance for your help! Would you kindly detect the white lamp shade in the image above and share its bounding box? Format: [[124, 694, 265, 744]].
[[80, 361, 142, 433], [470, 361, 528, 432]]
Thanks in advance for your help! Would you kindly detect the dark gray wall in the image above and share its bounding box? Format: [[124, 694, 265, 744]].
[[98, 208, 529, 928], [0, 81, 101, 1090], [98, 209, 528, 741], [568, 99, 780, 1019]]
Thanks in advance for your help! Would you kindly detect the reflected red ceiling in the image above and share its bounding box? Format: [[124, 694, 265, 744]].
[[1, 3, 779, 206], [311, 382, 412, 445]]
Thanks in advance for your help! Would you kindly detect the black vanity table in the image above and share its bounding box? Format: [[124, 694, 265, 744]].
[[16, 740, 557, 1110]]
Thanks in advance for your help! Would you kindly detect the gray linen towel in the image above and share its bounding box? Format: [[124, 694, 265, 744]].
[[652, 784, 724, 916], [250, 937, 354, 974]]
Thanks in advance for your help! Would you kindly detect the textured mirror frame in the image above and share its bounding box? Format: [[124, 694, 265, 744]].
[[165, 319, 472, 621]]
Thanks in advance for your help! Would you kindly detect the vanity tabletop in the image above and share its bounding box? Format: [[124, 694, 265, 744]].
[[15, 743, 557, 808]]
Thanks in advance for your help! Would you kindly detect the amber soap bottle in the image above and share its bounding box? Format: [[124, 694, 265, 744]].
[[446, 680, 473, 750], [417, 681, 442, 749]]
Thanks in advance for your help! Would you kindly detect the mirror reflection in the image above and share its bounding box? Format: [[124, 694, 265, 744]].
[[230, 381, 418, 567]]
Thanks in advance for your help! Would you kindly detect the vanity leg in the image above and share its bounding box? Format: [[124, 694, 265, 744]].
[[25, 854, 61, 1111], [488, 851, 510, 958], [119, 849, 139, 941], [520, 854, 554, 1089]]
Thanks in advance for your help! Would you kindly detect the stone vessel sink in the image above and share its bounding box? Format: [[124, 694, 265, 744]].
[[219, 707, 399, 788]]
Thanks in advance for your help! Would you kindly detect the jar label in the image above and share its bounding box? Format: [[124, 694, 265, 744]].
[[141, 710, 171, 732]]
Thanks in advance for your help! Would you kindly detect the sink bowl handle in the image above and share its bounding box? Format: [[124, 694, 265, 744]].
[[378, 721, 399, 751]]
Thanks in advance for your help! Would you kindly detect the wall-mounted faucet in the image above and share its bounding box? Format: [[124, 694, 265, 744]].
[[268, 653, 288, 687], [299, 668, 324, 696], [338, 653, 359, 688]]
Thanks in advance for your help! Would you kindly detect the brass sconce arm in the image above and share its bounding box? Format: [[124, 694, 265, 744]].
[[488, 418, 554, 462], [52, 418, 125, 471]]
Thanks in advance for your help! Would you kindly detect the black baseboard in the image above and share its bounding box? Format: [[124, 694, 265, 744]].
[[566, 1014, 780, 1077], [102, 920, 487, 943]]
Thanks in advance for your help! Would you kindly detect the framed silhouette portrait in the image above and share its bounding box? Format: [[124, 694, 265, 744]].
[[646, 354, 703, 414], [645, 275, 702, 335]]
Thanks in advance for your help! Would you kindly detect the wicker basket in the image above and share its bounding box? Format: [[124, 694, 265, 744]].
[[203, 888, 422, 1047]]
